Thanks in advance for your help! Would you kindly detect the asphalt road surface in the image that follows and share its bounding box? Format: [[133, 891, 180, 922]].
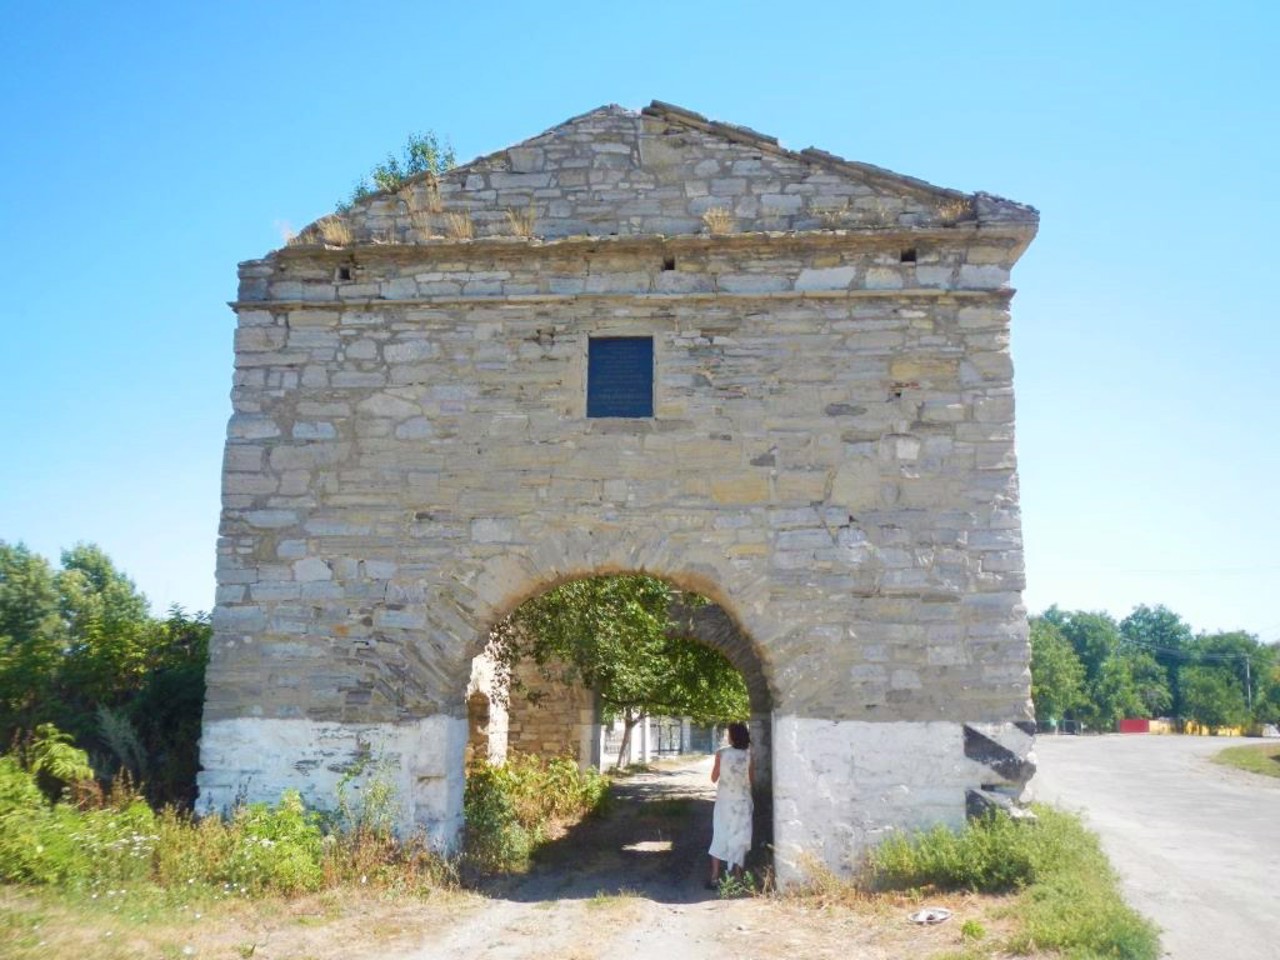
[[1031, 734, 1280, 960]]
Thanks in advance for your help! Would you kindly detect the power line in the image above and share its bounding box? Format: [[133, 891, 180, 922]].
[[1118, 635, 1260, 663]]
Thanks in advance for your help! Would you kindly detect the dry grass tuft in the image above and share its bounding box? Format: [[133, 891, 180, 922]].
[[442, 210, 474, 240], [701, 206, 734, 235], [935, 196, 975, 226], [408, 209, 436, 239], [317, 216, 353, 246], [505, 203, 538, 239], [402, 178, 443, 241]]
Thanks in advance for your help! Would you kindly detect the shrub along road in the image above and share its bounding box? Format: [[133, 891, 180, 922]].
[[1032, 734, 1280, 960]]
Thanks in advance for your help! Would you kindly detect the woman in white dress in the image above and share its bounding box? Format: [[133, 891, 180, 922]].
[[707, 722, 753, 888]]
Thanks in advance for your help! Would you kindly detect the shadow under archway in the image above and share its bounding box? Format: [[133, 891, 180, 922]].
[[465, 575, 776, 900], [476, 755, 768, 905]]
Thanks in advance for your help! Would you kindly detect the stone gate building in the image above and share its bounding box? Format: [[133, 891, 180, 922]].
[[198, 101, 1039, 884]]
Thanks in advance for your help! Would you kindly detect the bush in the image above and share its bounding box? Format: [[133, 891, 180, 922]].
[[870, 807, 1160, 960], [218, 791, 325, 894], [463, 753, 610, 872], [463, 762, 535, 872], [870, 810, 1045, 892], [154, 791, 325, 895], [0, 737, 454, 898], [0, 761, 157, 886]]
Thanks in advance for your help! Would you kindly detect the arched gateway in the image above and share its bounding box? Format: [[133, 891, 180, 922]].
[[199, 101, 1039, 885]]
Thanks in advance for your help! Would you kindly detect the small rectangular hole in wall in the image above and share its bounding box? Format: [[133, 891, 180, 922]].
[[900, 248, 917, 263], [335, 266, 353, 282], [662, 256, 676, 271]]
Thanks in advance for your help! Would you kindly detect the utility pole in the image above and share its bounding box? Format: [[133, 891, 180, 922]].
[[1245, 656, 1253, 712]]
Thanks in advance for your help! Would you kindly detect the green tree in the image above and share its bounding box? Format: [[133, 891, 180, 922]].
[[0, 542, 65, 742], [1052, 609, 1122, 683], [1179, 665, 1248, 728], [1191, 630, 1271, 718], [126, 606, 210, 806], [1255, 659, 1280, 726], [1121, 650, 1173, 718], [1029, 617, 1085, 727], [56, 543, 153, 718], [1121, 604, 1192, 715], [1087, 656, 1143, 729], [494, 575, 749, 768], [1045, 609, 1141, 729], [345, 131, 456, 208], [0, 543, 210, 806]]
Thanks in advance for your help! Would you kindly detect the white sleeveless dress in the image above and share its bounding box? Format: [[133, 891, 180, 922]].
[[708, 746, 752, 868]]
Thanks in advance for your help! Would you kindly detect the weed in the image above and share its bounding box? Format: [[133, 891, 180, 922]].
[[442, 210, 474, 241], [462, 753, 609, 872], [586, 888, 638, 909], [612, 762, 654, 777], [344, 131, 455, 209], [960, 918, 986, 940], [316, 217, 353, 247], [97, 707, 148, 783], [716, 871, 758, 898], [505, 203, 538, 238], [870, 806, 1160, 960], [407, 210, 436, 239], [28, 723, 95, 799], [402, 178, 443, 240], [701, 206, 734, 235], [870, 811, 1044, 893]]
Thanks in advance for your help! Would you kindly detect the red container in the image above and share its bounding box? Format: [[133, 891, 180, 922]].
[[1117, 718, 1150, 734]]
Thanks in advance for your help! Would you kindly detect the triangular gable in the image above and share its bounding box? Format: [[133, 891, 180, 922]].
[[326, 101, 1036, 245]]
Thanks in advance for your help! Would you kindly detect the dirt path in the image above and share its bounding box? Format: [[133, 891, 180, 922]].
[[387, 757, 975, 960], [0, 756, 1031, 959], [398, 757, 731, 960]]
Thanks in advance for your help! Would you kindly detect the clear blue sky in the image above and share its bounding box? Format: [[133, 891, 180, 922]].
[[1, 1, 1276, 643]]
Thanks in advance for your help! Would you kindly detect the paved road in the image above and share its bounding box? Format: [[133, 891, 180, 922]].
[[1031, 735, 1280, 960]]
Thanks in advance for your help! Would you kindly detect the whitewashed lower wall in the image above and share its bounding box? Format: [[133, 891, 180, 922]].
[[771, 717, 1028, 885], [197, 716, 468, 849]]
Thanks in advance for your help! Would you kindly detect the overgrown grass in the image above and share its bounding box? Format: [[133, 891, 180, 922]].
[[0, 755, 453, 900], [1213, 742, 1280, 778], [462, 753, 609, 872], [857, 806, 1160, 959]]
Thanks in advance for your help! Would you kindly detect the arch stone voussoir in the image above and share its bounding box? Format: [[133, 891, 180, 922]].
[[202, 101, 1038, 885]]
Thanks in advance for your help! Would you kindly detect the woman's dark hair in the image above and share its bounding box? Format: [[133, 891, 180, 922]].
[[728, 722, 750, 750]]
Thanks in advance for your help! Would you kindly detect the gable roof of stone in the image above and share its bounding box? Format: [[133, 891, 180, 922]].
[[293, 101, 1037, 248]]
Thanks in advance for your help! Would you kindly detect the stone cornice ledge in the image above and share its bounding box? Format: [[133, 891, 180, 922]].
[[250, 222, 1038, 272], [229, 287, 1017, 312]]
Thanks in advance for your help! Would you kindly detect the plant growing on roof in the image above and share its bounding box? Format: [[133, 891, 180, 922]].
[[342, 131, 456, 210]]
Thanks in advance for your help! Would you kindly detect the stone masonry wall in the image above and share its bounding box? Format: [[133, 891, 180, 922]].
[[505, 658, 596, 763], [201, 103, 1038, 882]]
